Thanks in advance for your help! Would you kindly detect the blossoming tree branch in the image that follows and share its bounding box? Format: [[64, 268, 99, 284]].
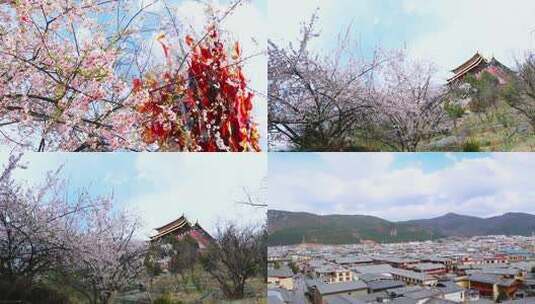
[[0, 0, 260, 152]]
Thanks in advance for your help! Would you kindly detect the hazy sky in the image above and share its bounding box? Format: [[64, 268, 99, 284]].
[[269, 153, 535, 220], [0, 152, 267, 239], [268, 0, 535, 81]]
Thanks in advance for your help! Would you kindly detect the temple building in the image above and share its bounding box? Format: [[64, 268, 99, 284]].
[[150, 214, 214, 249], [447, 52, 513, 85]]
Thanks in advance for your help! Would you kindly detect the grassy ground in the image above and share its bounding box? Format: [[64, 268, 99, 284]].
[[344, 99, 535, 152], [422, 101, 535, 152], [113, 270, 266, 304]]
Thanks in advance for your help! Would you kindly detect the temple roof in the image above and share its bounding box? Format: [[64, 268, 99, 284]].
[[488, 57, 513, 73], [155, 214, 187, 231], [150, 215, 192, 241], [448, 52, 488, 84], [447, 53, 513, 85], [150, 215, 214, 244], [451, 53, 487, 74]]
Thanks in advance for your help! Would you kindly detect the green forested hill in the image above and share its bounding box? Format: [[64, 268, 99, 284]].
[[268, 210, 439, 246], [268, 210, 535, 246]]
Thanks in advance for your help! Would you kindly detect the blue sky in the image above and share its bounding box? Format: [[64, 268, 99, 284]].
[[269, 153, 489, 175], [1, 152, 267, 239], [269, 0, 535, 81], [269, 0, 439, 54], [270, 153, 535, 220], [8, 150, 535, 232]]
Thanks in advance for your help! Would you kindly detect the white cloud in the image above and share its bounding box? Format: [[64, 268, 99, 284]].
[[269, 0, 535, 84], [0, 152, 267, 239], [317, 153, 395, 179], [404, 0, 535, 81], [270, 153, 535, 221], [268, 0, 336, 48], [130, 153, 267, 238], [0, 153, 65, 185]]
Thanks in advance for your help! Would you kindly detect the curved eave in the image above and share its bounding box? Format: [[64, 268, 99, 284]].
[[154, 215, 187, 231], [447, 56, 487, 83], [150, 220, 189, 241], [451, 53, 486, 74]]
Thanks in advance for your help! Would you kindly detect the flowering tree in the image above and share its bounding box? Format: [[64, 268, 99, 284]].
[[60, 200, 145, 304], [268, 13, 382, 151], [502, 53, 535, 128], [200, 222, 266, 299], [0, 1, 149, 151], [0, 0, 260, 151], [369, 51, 446, 151], [0, 155, 145, 303], [0, 154, 82, 283]]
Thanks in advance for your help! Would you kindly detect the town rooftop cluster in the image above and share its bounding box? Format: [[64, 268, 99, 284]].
[[268, 235, 535, 304]]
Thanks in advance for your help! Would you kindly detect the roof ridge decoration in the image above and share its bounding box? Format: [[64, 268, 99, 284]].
[[451, 52, 487, 73], [150, 214, 215, 243], [150, 214, 192, 241], [448, 52, 489, 84], [154, 214, 188, 231]]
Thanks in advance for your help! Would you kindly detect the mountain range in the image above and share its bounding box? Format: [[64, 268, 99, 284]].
[[268, 209, 535, 246]]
